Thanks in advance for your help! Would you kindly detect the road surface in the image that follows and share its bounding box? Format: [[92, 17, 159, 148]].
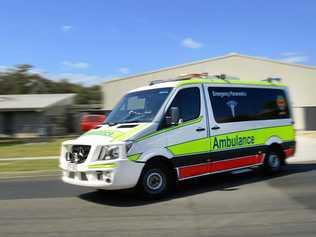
[[0, 136, 315, 237]]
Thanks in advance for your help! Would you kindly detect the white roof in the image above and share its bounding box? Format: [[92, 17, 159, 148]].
[[0, 94, 76, 111]]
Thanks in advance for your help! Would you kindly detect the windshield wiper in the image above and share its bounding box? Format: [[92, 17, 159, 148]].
[[117, 120, 143, 124], [104, 122, 117, 126], [104, 120, 142, 126]]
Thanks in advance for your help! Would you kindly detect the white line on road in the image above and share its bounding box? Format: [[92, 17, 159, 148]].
[[0, 156, 58, 161]]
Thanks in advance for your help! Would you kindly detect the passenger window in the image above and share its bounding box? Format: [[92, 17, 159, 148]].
[[208, 87, 290, 123], [168, 87, 201, 122]]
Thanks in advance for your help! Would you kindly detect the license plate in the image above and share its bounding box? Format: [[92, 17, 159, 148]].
[[67, 163, 78, 172]]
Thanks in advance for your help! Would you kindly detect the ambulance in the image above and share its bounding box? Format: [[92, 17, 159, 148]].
[[59, 73, 296, 198]]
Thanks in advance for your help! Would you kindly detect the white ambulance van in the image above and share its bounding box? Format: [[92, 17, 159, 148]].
[[59, 74, 296, 198]]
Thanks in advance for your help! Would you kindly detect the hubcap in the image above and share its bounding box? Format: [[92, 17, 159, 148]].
[[268, 154, 280, 168], [146, 172, 163, 191]]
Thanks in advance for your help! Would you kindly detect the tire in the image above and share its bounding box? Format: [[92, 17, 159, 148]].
[[263, 150, 283, 174], [137, 162, 173, 199]]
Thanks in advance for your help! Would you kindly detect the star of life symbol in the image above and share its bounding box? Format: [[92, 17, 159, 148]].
[[226, 100, 238, 118]]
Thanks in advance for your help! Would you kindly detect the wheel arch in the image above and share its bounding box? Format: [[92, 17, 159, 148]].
[[267, 143, 286, 165], [143, 155, 178, 181], [265, 136, 286, 163]]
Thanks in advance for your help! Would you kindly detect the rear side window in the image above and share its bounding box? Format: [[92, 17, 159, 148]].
[[208, 87, 290, 123], [169, 87, 201, 122]]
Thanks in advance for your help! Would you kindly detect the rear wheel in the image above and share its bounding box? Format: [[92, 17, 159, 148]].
[[137, 162, 173, 199], [263, 150, 283, 174]]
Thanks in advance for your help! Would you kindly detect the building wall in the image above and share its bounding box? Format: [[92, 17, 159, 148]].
[[0, 109, 69, 137], [103, 55, 316, 130], [0, 111, 44, 136], [304, 107, 316, 130], [45, 100, 72, 135], [13, 111, 44, 135], [0, 96, 76, 137], [292, 107, 305, 130], [41, 96, 76, 136]]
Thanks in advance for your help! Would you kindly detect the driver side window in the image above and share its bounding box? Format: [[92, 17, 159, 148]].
[[168, 87, 201, 122]]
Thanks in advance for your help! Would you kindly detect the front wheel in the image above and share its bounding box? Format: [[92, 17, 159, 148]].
[[263, 151, 283, 174], [137, 163, 173, 199]]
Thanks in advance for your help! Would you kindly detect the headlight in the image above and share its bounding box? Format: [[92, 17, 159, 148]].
[[98, 146, 119, 160]]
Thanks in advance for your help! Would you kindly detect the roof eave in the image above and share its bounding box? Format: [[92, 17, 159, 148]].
[[103, 53, 316, 85]]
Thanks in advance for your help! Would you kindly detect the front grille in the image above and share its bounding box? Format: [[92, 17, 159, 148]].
[[80, 172, 88, 181], [66, 145, 91, 164]]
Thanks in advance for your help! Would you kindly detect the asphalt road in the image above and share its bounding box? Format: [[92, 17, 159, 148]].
[[1, 137, 316, 237]]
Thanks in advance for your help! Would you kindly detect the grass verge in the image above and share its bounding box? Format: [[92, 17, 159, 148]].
[[0, 159, 59, 173], [0, 137, 73, 158]]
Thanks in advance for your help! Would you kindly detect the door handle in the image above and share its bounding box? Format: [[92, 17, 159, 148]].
[[211, 125, 220, 130], [196, 127, 206, 132]]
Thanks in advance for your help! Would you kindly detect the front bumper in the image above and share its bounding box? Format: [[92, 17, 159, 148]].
[[60, 137, 145, 190], [61, 159, 144, 190]]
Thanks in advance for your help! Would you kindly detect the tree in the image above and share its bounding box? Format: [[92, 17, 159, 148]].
[[0, 65, 102, 104]]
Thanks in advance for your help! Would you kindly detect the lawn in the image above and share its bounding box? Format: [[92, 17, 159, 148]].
[[0, 137, 74, 158], [0, 159, 59, 173]]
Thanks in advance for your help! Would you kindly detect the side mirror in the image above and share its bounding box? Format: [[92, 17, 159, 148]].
[[166, 107, 180, 126]]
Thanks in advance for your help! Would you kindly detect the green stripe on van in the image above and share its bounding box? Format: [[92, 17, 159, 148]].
[[176, 78, 286, 88], [127, 153, 142, 161], [136, 116, 203, 142], [113, 124, 150, 141], [167, 137, 210, 156], [83, 123, 150, 141], [88, 163, 118, 169], [167, 125, 295, 156]]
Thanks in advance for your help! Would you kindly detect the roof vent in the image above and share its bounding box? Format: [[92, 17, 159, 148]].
[[149, 80, 165, 86], [263, 77, 282, 83], [148, 73, 240, 85], [213, 74, 239, 80], [149, 73, 209, 85], [176, 72, 209, 80], [214, 74, 227, 80]]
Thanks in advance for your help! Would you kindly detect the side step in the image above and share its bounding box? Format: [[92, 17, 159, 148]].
[[231, 168, 253, 175]]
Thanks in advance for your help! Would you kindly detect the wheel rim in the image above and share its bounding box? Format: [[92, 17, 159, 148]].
[[268, 154, 280, 169], [146, 172, 163, 191]]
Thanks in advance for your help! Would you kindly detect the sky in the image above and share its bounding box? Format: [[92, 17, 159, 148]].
[[0, 0, 315, 85]]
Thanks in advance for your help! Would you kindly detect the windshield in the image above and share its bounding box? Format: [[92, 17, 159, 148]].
[[106, 87, 172, 124]]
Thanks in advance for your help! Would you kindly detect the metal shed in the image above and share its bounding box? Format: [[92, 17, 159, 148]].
[[103, 53, 316, 130], [0, 93, 76, 137]]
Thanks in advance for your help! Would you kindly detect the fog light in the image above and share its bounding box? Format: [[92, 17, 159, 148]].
[[96, 171, 112, 181]]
